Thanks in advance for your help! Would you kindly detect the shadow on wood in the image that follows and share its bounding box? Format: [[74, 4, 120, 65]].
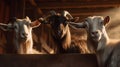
[[0, 54, 98, 67]]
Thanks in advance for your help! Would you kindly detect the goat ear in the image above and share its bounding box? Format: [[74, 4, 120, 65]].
[[30, 20, 41, 28], [104, 16, 110, 25], [26, 16, 30, 21], [0, 23, 13, 31]]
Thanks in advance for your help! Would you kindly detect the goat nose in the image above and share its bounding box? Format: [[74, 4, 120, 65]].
[[91, 31, 98, 35]]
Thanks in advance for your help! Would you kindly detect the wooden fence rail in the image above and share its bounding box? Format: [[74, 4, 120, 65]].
[[0, 54, 98, 67]]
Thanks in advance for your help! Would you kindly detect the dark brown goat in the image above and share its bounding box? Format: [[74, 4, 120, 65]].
[[39, 10, 80, 53]]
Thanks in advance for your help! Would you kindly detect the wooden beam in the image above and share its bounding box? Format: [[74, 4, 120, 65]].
[[36, 1, 120, 9], [26, 6, 116, 16], [41, 7, 114, 14], [29, 0, 37, 7], [71, 12, 108, 16], [0, 54, 98, 67], [41, 9, 116, 17], [28, 0, 43, 15]]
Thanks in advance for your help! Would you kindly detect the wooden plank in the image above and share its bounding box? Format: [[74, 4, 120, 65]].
[[36, 1, 120, 9], [26, 7, 113, 16], [41, 7, 113, 13], [25, 0, 43, 15], [0, 54, 98, 67], [33, 0, 119, 2], [41, 11, 110, 16], [41, 9, 115, 17]]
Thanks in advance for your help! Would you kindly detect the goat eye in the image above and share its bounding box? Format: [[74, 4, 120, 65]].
[[14, 26, 17, 28], [100, 21, 103, 25], [13, 25, 18, 29]]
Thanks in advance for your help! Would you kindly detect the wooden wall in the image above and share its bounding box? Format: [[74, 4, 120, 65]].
[[0, 0, 26, 54], [0, 0, 26, 23], [0, 0, 9, 23]]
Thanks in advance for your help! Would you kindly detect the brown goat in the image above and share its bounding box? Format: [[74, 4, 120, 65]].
[[39, 10, 80, 53]]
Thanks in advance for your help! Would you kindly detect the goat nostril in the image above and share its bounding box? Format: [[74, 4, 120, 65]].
[[91, 32, 95, 35], [91, 31, 98, 35]]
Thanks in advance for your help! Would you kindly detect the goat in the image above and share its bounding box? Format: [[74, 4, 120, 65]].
[[69, 16, 120, 67], [39, 10, 79, 53], [0, 17, 41, 54]]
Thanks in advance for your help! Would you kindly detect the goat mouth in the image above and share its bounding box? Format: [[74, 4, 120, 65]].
[[55, 35, 62, 39], [92, 36, 100, 41]]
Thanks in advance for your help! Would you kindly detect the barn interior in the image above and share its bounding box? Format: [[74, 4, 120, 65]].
[[1, 0, 120, 21], [0, 0, 120, 67]]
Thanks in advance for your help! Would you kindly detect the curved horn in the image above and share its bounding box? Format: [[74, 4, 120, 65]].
[[49, 10, 57, 16], [44, 10, 57, 19], [38, 10, 57, 24], [62, 10, 73, 19], [38, 17, 49, 24], [40, 10, 56, 20]]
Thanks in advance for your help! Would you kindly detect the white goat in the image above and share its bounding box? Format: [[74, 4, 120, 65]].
[[0, 17, 41, 54], [69, 16, 120, 67]]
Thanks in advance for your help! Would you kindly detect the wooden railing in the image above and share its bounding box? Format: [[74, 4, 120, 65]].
[[0, 54, 98, 67]]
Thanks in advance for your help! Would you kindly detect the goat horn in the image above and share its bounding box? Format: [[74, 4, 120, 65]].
[[62, 10, 73, 19], [38, 18, 48, 24], [40, 10, 56, 21], [38, 10, 57, 24], [49, 10, 57, 16]]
